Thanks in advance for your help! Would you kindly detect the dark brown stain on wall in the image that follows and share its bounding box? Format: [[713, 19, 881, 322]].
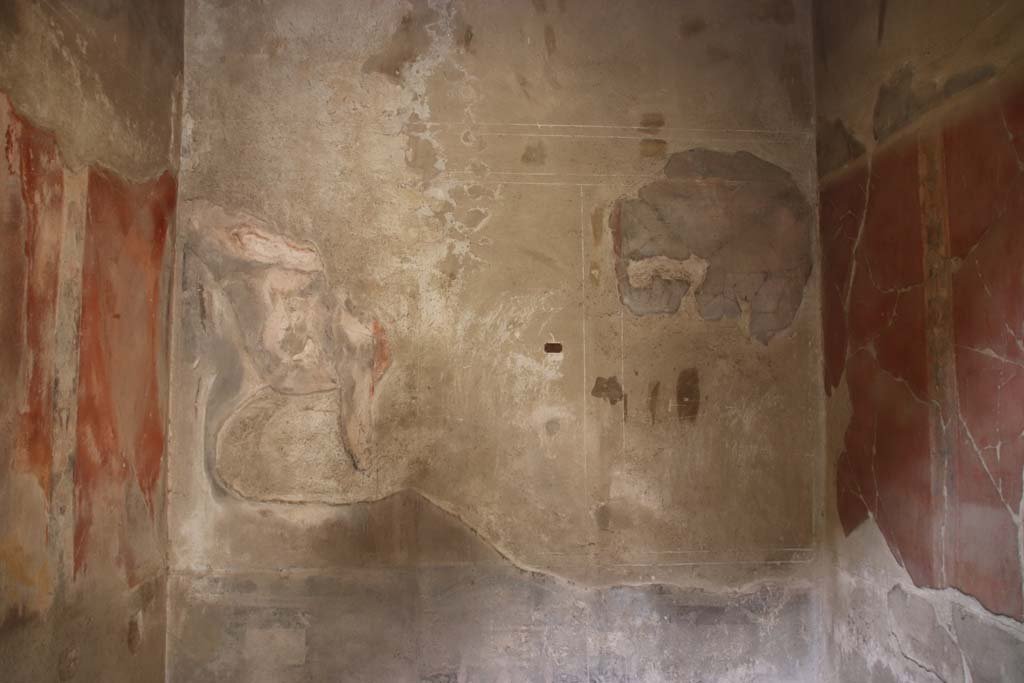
[[591, 376, 624, 405], [675, 368, 700, 421], [521, 140, 547, 165]]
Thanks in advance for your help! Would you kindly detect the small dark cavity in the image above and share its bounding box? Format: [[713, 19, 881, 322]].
[[545, 419, 561, 435], [531, 0, 547, 13], [595, 503, 611, 530], [591, 376, 624, 405], [544, 342, 563, 353]]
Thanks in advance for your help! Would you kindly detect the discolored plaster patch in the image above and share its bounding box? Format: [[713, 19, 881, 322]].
[[817, 117, 866, 176], [874, 66, 940, 143], [612, 149, 812, 343], [405, 134, 440, 180], [521, 140, 546, 165], [361, 1, 438, 83], [873, 65, 998, 143], [640, 112, 666, 130], [639, 138, 667, 157]]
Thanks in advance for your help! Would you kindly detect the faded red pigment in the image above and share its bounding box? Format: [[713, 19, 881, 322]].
[[4, 98, 64, 501], [823, 76, 1024, 619], [370, 319, 391, 397], [74, 168, 175, 579]]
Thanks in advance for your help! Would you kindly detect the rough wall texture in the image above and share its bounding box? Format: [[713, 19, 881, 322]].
[[816, 1, 1024, 679], [169, 0, 826, 679], [0, 1, 182, 681]]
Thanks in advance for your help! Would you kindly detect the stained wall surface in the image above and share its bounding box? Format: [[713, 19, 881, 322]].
[[0, 1, 183, 681], [168, 0, 827, 679], [815, 0, 1024, 679]]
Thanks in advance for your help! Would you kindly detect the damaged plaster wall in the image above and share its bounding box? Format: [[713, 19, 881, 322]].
[[0, 1, 183, 681], [815, 1, 1024, 680], [168, 0, 828, 679]]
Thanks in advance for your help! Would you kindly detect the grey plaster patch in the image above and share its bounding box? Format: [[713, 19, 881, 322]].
[[613, 149, 812, 343], [886, 585, 963, 682], [953, 604, 1024, 683], [169, 571, 816, 682]]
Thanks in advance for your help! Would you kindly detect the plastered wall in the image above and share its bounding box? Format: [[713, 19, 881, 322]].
[[167, 0, 829, 680]]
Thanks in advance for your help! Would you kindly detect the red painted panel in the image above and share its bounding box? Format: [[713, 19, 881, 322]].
[[832, 74, 1024, 617], [74, 168, 175, 578], [839, 349, 937, 586], [1005, 79, 1024, 160], [944, 93, 1021, 259], [950, 424, 1023, 619], [819, 165, 867, 393], [860, 139, 924, 291], [3, 97, 64, 499], [875, 285, 928, 400], [948, 95, 1024, 616]]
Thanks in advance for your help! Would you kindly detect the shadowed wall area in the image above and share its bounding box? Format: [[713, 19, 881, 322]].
[[1, 0, 1023, 681]]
